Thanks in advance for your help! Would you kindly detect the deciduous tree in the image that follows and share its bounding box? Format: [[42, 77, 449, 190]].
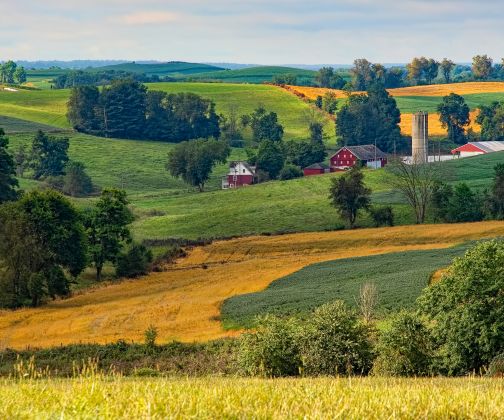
[[0, 129, 19, 203], [437, 93, 470, 145]]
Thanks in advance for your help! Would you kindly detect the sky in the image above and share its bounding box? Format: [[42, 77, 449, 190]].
[[1, 0, 503, 64]]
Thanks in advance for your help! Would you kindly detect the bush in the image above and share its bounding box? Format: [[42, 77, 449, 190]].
[[298, 300, 373, 376], [418, 240, 504, 375], [144, 325, 158, 349], [279, 164, 303, 180], [372, 311, 434, 376], [237, 315, 301, 377], [368, 206, 394, 227], [487, 353, 504, 377], [116, 243, 153, 278], [62, 161, 94, 197]]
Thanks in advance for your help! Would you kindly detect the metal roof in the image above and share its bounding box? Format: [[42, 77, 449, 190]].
[[468, 141, 504, 153], [335, 145, 388, 161]]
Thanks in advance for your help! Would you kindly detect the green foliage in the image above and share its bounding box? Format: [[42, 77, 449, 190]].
[[299, 301, 373, 376], [84, 189, 134, 280], [166, 139, 230, 191], [116, 243, 153, 278], [336, 85, 401, 153], [322, 92, 338, 115], [222, 246, 468, 329], [62, 161, 94, 197], [279, 164, 303, 181], [284, 139, 326, 169], [368, 206, 394, 227], [476, 101, 504, 141], [272, 73, 298, 85], [67, 86, 101, 133], [406, 57, 439, 85], [437, 93, 470, 145], [255, 140, 285, 180], [315, 67, 345, 89], [472, 55, 493, 80], [372, 311, 434, 376], [0, 190, 87, 307], [0, 60, 17, 84], [329, 166, 371, 227], [431, 182, 483, 222], [418, 240, 504, 375], [238, 315, 302, 377], [487, 163, 504, 219], [250, 106, 284, 142], [14, 66, 27, 84], [144, 325, 158, 349], [487, 353, 504, 377], [0, 129, 19, 203], [440, 58, 455, 83], [29, 130, 69, 179]]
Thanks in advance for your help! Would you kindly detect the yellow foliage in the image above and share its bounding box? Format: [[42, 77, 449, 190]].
[[2, 377, 504, 418], [1, 221, 504, 349]]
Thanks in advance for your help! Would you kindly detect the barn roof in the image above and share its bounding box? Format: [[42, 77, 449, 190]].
[[304, 162, 330, 170], [229, 161, 256, 174], [452, 141, 504, 154], [335, 145, 387, 161]]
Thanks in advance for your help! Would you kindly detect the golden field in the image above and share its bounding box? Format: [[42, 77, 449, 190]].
[[399, 110, 480, 136], [1, 221, 504, 350], [1, 376, 504, 419]]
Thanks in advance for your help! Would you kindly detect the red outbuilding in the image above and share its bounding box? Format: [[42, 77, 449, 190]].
[[451, 141, 504, 158], [303, 162, 331, 176], [222, 161, 256, 189]]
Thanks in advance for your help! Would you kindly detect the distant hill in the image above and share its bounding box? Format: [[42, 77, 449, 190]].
[[92, 61, 226, 77], [189, 66, 317, 84]]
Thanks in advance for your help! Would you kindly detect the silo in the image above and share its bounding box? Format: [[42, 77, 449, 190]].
[[412, 111, 428, 163]]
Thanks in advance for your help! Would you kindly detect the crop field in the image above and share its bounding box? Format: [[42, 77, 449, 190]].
[[286, 82, 504, 136], [222, 245, 469, 328], [93, 61, 225, 76], [1, 376, 503, 419], [1, 221, 503, 349]]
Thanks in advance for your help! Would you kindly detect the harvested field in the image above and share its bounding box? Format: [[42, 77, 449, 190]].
[[1, 221, 503, 349], [400, 110, 480, 136]]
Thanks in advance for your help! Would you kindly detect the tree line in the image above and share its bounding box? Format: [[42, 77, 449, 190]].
[[0, 60, 27, 85], [53, 70, 162, 89], [67, 80, 220, 141]]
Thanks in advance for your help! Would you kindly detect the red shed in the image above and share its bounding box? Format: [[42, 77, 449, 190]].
[[330, 145, 387, 171], [303, 162, 330, 176], [222, 161, 256, 189]]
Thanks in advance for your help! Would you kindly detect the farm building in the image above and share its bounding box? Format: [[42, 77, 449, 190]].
[[451, 141, 504, 158], [330, 145, 387, 171], [303, 163, 331, 176], [222, 161, 256, 189]]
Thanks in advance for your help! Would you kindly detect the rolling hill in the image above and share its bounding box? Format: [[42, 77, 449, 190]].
[[1, 221, 503, 349], [92, 61, 225, 76], [188, 66, 318, 84]]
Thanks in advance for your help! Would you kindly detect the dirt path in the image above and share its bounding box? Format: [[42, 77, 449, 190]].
[[1, 221, 504, 349]]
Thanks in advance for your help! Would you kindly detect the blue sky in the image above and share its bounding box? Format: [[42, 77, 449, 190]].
[[0, 0, 503, 64]]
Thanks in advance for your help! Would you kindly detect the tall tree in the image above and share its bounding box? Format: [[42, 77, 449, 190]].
[[329, 166, 371, 228], [250, 106, 284, 142], [0, 190, 87, 307], [322, 92, 338, 115], [30, 130, 69, 179], [84, 189, 133, 281], [101, 79, 147, 139], [437, 93, 470, 145], [62, 161, 94, 197], [476, 101, 504, 141], [256, 140, 285, 180], [351, 59, 375, 90], [487, 163, 504, 219], [424, 59, 440, 84], [166, 139, 230, 191], [0, 129, 19, 203], [472, 55, 493, 80], [67, 85, 102, 133], [336, 84, 401, 153], [1, 61, 17, 84], [14, 66, 27, 84], [440, 58, 455, 83]]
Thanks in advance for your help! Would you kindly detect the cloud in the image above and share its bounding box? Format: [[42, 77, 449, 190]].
[[113, 11, 181, 25]]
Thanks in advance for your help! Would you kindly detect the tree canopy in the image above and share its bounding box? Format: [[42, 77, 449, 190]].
[[0, 129, 19, 203], [437, 93, 470, 145]]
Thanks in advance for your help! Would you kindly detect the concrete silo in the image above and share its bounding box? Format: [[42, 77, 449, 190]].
[[412, 111, 428, 163]]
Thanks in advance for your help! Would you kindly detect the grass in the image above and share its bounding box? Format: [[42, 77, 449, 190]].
[[1, 221, 504, 349], [222, 245, 469, 328], [93, 61, 225, 76], [0, 115, 66, 134], [1, 376, 503, 418], [188, 65, 317, 84]]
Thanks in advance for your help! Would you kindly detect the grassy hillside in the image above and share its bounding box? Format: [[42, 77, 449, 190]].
[[222, 245, 469, 328], [0, 83, 335, 143], [93, 61, 225, 76], [189, 66, 317, 84], [0, 116, 66, 134], [2, 221, 503, 349]]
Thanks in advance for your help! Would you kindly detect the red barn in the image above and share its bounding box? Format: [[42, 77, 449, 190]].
[[303, 163, 331, 176], [222, 161, 256, 189], [451, 141, 504, 158], [330, 145, 387, 171]]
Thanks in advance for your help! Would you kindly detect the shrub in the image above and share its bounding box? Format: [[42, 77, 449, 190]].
[[487, 353, 504, 377], [418, 240, 504, 375], [116, 243, 153, 278], [372, 311, 434, 376], [144, 325, 158, 349], [237, 315, 301, 377], [368, 206, 394, 227], [298, 300, 373, 376], [62, 161, 94, 197], [279, 164, 303, 180]]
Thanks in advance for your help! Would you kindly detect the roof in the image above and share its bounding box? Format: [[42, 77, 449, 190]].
[[229, 161, 256, 174], [451, 141, 504, 154], [334, 145, 388, 161], [304, 162, 330, 170]]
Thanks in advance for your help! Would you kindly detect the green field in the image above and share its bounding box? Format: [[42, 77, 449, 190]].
[[92, 61, 225, 76], [188, 65, 317, 84], [221, 245, 469, 328], [395, 92, 504, 113], [1, 377, 503, 418], [0, 115, 66, 134]]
